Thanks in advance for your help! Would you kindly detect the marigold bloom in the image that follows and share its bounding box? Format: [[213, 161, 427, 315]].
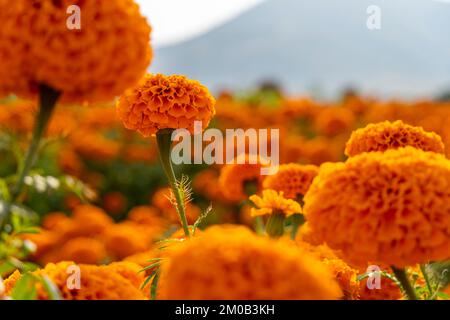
[[107, 261, 146, 290], [23, 230, 59, 258], [314, 107, 355, 136], [358, 276, 402, 300], [345, 120, 445, 157], [299, 242, 360, 300], [102, 222, 153, 259], [71, 205, 114, 236], [304, 147, 450, 267], [59, 237, 107, 264], [0, 0, 151, 102], [117, 74, 216, 136], [218, 155, 265, 203], [262, 163, 319, 200], [3, 262, 146, 300], [158, 225, 342, 300], [250, 189, 302, 217], [102, 192, 127, 215], [128, 205, 167, 227]]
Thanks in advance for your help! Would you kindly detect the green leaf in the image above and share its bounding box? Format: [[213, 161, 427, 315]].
[[39, 275, 62, 300], [140, 273, 154, 290], [150, 271, 160, 300], [11, 273, 38, 300], [436, 291, 449, 300], [192, 203, 213, 234], [0, 261, 16, 276], [139, 262, 161, 273]]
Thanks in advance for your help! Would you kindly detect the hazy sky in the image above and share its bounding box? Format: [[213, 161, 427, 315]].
[[137, 0, 266, 47]]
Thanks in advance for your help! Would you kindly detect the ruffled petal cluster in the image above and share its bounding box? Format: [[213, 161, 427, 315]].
[[158, 225, 342, 300], [3, 261, 146, 300], [0, 0, 151, 102], [345, 120, 445, 157], [117, 74, 215, 136], [304, 147, 450, 267], [263, 163, 319, 199], [250, 189, 302, 217]]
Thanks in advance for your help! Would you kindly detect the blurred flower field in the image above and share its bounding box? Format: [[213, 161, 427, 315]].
[[0, 0, 449, 301]]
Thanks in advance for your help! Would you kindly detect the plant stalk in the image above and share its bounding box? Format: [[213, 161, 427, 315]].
[[265, 212, 285, 238], [11, 84, 61, 200], [156, 129, 190, 238], [391, 266, 418, 300]]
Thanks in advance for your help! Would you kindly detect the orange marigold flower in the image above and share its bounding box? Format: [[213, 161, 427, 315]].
[[193, 169, 227, 202], [158, 225, 342, 300], [249, 189, 302, 217], [304, 147, 450, 267], [0, 0, 151, 103], [262, 163, 319, 200], [71, 205, 114, 236], [107, 261, 146, 290], [218, 154, 265, 203], [117, 74, 216, 137], [314, 107, 355, 136], [22, 230, 59, 258], [102, 222, 153, 260], [58, 237, 107, 265], [296, 222, 323, 246], [345, 120, 445, 157], [359, 274, 402, 300], [298, 242, 360, 300], [3, 261, 146, 300], [102, 192, 127, 216], [41, 214, 67, 231], [127, 205, 167, 227]]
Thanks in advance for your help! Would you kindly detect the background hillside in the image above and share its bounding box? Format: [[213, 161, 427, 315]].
[[150, 0, 450, 99]]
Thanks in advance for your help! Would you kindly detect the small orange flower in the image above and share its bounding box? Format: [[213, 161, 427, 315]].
[[117, 74, 215, 136], [263, 163, 319, 200], [358, 267, 402, 300], [102, 222, 154, 260], [298, 242, 360, 300], [218, 154, 265, 203], [250, 189, 302, 217], [345, 120, 445, 157], [314, 107, 355, 136], [58, 237, 107, 265]]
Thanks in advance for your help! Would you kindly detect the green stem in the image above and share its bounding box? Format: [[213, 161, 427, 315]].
[[391, 266, 418, 300], [289, 213, 305, 240], [12, 84, 61, 200], [265, 212, 285, 238], [156, 129, 190, 238], [420, 264, 434, 299]]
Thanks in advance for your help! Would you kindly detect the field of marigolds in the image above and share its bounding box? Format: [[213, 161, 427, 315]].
[[0, 0, 449, 303]]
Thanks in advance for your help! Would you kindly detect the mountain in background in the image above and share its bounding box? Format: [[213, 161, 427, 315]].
[[150, 0, 450, 99]]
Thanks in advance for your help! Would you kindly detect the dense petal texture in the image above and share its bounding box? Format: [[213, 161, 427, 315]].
[[263, 163, 319, 199], [304, 147, 450, 267], [158, 225, 342, 300], [345, 121, 445, 157], [4, 261, 146, 300], [250, 189, 302, 217], [0, 0, 151, 102], [117, 74, 215, 136]]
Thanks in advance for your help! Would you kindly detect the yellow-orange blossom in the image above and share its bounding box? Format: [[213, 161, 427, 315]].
[[304, 147, 450, 267]]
